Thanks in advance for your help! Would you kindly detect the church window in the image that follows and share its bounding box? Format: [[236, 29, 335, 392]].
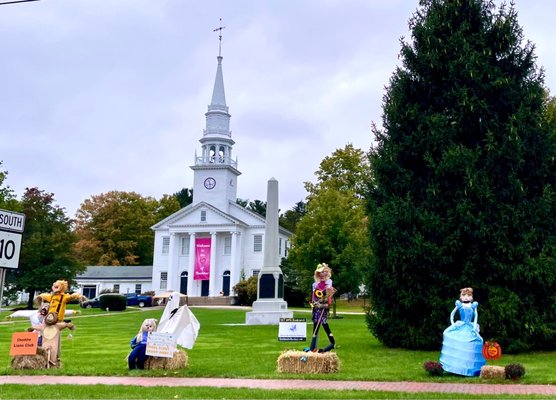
[[209, 146, 216, 163], [181, 236, 190, 255], [162, 237, 170, 254], [200, 210, 207, 222], [279, 238, 282, 255], [252, 269, 260, 277], [160, 272, 168, 290], [113, 284, 120, 293], [224, 236, 232, 255], [253, 234, 263, 252], [135, 284, 142, 295]]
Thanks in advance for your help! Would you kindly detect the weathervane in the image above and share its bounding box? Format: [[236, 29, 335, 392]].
[[213, 18, 226, 57]]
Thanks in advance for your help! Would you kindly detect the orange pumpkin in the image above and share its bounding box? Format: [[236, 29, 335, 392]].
[[482, 341, 502, 360]]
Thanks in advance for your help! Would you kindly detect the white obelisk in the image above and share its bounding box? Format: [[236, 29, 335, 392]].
[[245, 178, 292, 324]]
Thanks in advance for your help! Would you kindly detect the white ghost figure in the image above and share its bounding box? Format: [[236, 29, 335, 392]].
[[157, 291, 200, 349]]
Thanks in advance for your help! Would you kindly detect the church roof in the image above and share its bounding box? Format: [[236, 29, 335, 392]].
[[151, 201, 263, 230]]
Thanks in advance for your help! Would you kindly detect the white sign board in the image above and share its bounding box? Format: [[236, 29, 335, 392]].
[[0, 209, 25, 269], [278, 318, 307, 341], [146, 332, 176, 358], [0, 209, 25, 233], [0, 231, 23, 269]]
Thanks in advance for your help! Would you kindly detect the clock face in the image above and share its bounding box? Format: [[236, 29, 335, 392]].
[[204, 177, 216, 190]]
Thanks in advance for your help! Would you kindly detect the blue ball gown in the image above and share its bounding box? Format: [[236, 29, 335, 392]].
[[439, 300, 486, 376]]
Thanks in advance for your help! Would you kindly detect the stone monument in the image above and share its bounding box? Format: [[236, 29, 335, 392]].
[[245, 178, 293, 325]]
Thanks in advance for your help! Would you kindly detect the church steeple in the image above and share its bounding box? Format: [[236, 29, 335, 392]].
[[191, 24, 240, 210]]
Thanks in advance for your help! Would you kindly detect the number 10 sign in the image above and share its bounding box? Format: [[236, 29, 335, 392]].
[[0, 209, 25, 269]]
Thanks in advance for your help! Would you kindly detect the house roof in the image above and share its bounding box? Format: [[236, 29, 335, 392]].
[[76, 266, 153, 280]]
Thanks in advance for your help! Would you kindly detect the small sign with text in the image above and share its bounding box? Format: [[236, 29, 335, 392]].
[[278, 318, 307, 341]]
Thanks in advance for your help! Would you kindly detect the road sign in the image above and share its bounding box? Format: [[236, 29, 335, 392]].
[[0, 209, 25, 269], [0, 209, 25, 233]]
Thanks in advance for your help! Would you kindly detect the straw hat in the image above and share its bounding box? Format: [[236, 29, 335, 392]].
[[314, 263, 332, 277]]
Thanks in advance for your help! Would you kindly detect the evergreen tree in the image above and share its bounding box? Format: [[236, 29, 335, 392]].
[[367, 0, 556, 352]]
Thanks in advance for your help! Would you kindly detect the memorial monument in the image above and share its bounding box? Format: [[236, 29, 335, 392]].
[[245, 178, 293, 325]]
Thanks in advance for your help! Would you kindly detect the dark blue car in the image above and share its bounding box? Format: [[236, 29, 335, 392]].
[[124, 293, 152, 308]]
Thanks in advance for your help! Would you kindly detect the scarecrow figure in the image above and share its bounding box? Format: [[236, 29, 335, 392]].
[[33, 311, 74, 368], [439, 287, 486, 376], [36, 280, 84, 322], [305, 263, 336, 353], [128, 318, 157, 369]]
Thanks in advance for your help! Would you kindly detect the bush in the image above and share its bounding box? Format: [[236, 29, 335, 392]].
[[233, 276, 258, 305], [99, 294, 126, 311], [284, 286, 307, 307], [505, 363, 526, 380], [423, 361, 444, 376]]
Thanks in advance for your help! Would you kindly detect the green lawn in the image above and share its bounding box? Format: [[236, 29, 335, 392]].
[[0, 302, 554, 399]]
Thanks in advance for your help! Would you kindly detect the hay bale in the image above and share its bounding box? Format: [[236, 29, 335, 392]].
[[11, 347, 48, 370], [145, 349, 188, 370], [480, 365, 506, 380], [277, 350, 340, 374]]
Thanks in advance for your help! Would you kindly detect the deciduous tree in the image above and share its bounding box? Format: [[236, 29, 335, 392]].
[[73, 191, 179, 266], [8, 188, 83, 309], [289, 145, 372, 311]]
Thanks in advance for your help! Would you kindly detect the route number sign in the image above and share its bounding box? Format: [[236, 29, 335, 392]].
[[0, 209, 25, 269]]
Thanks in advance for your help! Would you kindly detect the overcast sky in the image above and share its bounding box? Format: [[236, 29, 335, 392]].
[[1, 0, 555, 217]]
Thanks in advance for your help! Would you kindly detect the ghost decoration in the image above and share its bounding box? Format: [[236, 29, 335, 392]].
[[157, 292, 200, 349]]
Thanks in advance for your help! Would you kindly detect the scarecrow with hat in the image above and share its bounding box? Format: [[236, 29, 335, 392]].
[[305, 263, 336, 353]]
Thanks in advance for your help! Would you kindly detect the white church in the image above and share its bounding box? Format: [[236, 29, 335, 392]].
[[149, 53, 292, 298]]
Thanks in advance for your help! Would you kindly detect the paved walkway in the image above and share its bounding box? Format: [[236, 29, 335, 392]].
[[1, 376, 555, 395]]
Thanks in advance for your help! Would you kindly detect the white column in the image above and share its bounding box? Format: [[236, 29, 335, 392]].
[[167, 232, 177, 292], [209, 231, 217, 296], [230, 231, 239, 294], [187, 232, 196, 296]]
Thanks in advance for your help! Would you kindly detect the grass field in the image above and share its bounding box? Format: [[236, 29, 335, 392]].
[[0, 300, 554, 399]]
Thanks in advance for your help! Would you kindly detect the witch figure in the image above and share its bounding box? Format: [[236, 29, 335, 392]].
[[439, 287, 486, 376]]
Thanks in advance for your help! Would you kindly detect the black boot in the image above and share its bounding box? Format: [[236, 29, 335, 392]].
[[319, 333, 335, 353]]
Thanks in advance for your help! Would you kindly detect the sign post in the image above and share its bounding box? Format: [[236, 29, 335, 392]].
[[0, 209, 26, 312]]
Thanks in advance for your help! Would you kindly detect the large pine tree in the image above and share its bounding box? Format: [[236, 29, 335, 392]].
[[367, 0, 556, 352]]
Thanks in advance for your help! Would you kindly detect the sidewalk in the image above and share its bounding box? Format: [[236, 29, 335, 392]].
[[1, 375, 555, 395]]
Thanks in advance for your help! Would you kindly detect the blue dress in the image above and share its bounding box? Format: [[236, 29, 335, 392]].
[[439, 300, 486, 376]]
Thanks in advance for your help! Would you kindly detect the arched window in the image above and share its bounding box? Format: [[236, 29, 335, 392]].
[[218, 146, 225, 163]]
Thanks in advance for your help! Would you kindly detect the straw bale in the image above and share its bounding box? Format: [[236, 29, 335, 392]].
[[480, 365, 505, 380], [11, 347, 48, 370], [145, 349, 188, 370], [277, 350, 339, 374]]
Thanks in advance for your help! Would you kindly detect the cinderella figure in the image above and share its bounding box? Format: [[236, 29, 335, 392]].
[[439, 287, 486, 376]]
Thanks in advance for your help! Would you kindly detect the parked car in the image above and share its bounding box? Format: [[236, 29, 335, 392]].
[[80, 293, 127, 310], [124, 293, 152, 308], [80, 295, 102, 308]]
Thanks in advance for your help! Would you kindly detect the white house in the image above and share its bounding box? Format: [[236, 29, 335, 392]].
[[150, 53, 291, 297], [75, 266, 153, 299]]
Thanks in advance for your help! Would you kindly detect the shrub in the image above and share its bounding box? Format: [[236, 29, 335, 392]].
[[99, 294, 126, 311], [423, 361, 444, 376], [232, 276, 258, 305], [505, 363, 526, 380]]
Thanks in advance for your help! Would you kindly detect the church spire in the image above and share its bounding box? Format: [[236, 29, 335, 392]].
[[192, 20, 239, 178], [210, 19, 226, 107]]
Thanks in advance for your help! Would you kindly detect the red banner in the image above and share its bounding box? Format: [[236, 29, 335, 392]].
[[194, 237, 211, 280]]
